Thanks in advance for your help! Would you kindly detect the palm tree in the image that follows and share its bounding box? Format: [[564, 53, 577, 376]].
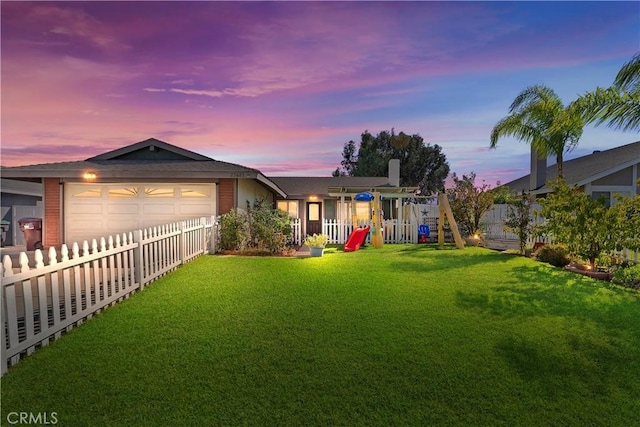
[[572, 53, 640, 132], [490, 85, 584, 179]]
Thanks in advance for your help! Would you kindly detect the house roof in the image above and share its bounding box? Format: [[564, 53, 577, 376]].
[[87, 138, 212, 161], [0, 138, 287, 197], [504, 140, 640, 194], [270, 176, 416, 198]]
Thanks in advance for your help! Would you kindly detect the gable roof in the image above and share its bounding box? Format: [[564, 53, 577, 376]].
[[88, 138, 213, 161], [504, 140, 640, 194], [0, 138, 286, 197]]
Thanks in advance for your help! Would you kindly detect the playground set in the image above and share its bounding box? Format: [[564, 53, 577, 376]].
[[343, 192, 464, 252]]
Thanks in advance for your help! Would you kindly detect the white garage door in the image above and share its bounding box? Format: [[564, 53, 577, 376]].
[[64, 183, 216, 244]]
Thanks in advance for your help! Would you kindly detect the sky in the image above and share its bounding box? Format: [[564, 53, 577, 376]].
[[1, 1, 639, 186]]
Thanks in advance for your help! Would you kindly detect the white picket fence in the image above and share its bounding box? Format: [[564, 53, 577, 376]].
[[1, 216, 215, 375], [321, 219, 422, 244], [290, 218, 302, 246]]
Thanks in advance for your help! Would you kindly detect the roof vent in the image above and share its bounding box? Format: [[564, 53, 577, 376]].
[[593, 150, 601, 154], [149, 145, 156, 151]]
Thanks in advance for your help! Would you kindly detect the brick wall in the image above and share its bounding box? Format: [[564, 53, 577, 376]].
[[43, 178, 62, 248], [218, 179, 235, 215]]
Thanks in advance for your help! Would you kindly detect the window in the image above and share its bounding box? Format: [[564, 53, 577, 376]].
[[181, 187, 211, 198], [344, 201, 370, 221], [308, 203, 320, 221], [591, 191, 611, 207], [108, 187, 138, 198], [324, 199, 336, 220], [591, 191, 632, 207], [277, 200, 299, 218], [145, 187, 175, 198], [72, 187, 102, 197]]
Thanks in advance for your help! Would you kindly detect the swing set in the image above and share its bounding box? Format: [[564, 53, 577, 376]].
[[344, 192, 464, 251]]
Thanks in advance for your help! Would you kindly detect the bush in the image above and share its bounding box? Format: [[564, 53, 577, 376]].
[[535, 244, 570, 267], [248, 200, 293, 254], [612, 263, 640, 289], [218, 209, 250, 251]]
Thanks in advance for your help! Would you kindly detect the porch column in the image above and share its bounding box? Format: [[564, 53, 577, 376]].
[[339, 195, 345, 242]]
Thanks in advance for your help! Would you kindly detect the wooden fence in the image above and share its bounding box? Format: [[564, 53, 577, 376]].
[[1, 216, 215, 375]]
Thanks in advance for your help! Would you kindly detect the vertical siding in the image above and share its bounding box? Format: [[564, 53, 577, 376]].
[[43, 178, 62, 248], [218, 179, 235, 214]]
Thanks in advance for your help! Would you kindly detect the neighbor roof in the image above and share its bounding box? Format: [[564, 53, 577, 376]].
[[503, 140, 640, 194]]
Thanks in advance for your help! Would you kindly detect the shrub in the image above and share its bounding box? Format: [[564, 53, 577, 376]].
[[612, 263, 640, 289], [218, 209, 250, 251], [535, 243, 570, 267], [446, 172, 495, 236], [247, 200, 293, 254], [536, 179, 637, 269]]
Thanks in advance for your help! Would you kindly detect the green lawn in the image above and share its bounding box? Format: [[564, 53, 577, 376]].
[[2, 245, 639, 426]]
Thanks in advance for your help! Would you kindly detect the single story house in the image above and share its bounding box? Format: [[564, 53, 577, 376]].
[[0, 139, 286, 247], [0, 138, 416, 248], [503, 140, 640, 205]]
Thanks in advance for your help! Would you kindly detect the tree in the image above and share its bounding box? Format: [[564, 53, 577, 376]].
[[334, 129, 450, 196], [536, 179, 622, 268], [490, 85, 584, 178], [503, 191, 535, 255], [446, 172, 495, 237], [571, 53, 640, 132]]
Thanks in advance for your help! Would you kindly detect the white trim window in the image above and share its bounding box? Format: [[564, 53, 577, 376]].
[[277, 200, 299, 218]]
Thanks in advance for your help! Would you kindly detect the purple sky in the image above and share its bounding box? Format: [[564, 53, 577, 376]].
[[1, 1, 639, 185]]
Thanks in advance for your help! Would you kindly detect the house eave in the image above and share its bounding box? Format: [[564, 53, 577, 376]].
[[256, 174, 287, 198]]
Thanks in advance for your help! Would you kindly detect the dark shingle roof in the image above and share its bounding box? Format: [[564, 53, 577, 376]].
[[504, 140, 640, 193], [0, 138, 259, 180], [271, 176, 390, 197], [0, 138, 287, 196]]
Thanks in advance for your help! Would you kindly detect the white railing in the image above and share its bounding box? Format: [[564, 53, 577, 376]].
[[1, 216, 215, 375]]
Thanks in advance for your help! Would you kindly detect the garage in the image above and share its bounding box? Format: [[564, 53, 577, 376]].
[[64, 183, 216, 244]]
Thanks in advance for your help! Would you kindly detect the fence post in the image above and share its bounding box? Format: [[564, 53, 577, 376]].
[[208, 216, 217, 254], [133, 229, 144, 290], [200, 217, 207, 254], [179, 220, 186, 263]]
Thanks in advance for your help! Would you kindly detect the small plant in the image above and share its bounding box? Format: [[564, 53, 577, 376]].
[[304, 234, 329, 248], [534, 243, 570, 267]]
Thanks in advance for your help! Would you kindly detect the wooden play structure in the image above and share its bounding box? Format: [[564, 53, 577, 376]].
[[437, 193, 464, 249], [345, 191, 464, 250]]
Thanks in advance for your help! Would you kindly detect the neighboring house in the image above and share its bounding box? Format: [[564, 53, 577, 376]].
[[503, 141, 640, 205], [0, 178, 43, 246], [0, 139, 285, 247]]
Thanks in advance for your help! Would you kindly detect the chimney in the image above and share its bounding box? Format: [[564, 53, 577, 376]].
[[389, 159, 400, 187], [530, 146, 547, 190]]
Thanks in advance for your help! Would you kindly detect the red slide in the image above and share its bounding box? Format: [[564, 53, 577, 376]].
[[343, 226, 371, 252]]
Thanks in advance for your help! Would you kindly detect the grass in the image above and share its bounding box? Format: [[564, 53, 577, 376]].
[[1, 245, 639, 426]]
